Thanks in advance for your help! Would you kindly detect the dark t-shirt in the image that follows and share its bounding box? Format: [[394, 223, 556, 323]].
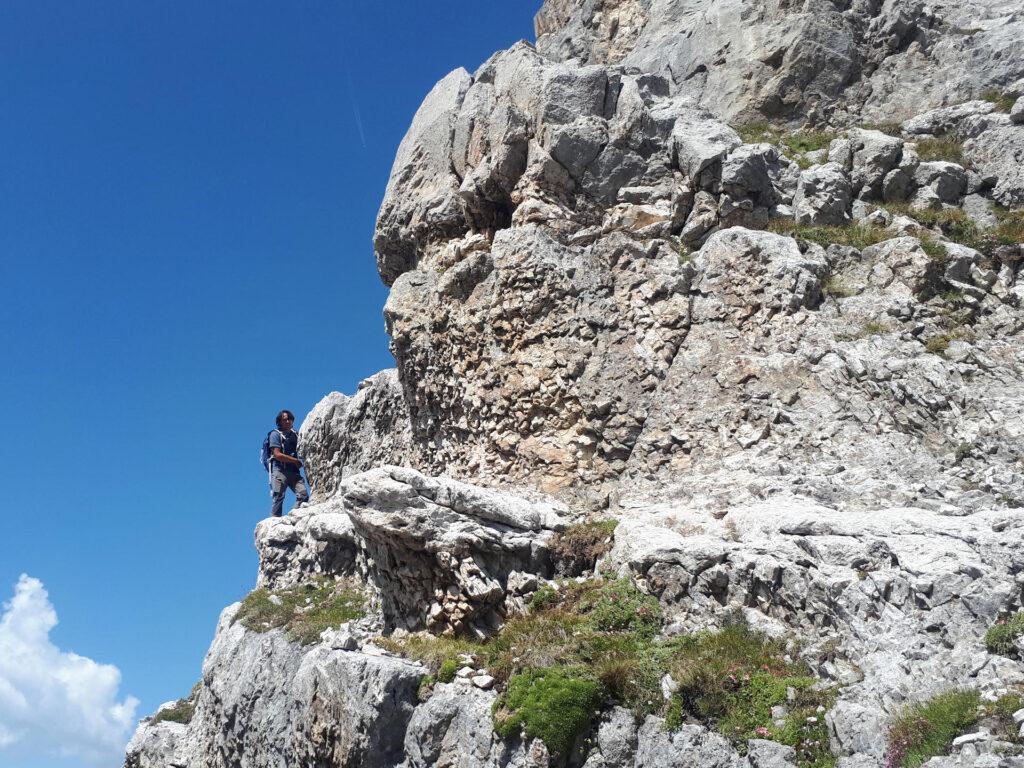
[[269, 428, 299, 472]]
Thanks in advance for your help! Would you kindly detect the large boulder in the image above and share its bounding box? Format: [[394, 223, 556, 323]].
[[164, 607, 424, 768], [964, 125, 1024, 207]]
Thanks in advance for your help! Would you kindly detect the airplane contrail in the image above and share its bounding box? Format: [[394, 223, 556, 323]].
[[345, 67, 367, 149]]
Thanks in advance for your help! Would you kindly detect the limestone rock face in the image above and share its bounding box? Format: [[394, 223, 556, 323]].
[[255, 466, 566, 636], [299, 370, 414, 500], [274, 8, 1024, 513], [125, 605, 425, 768], [128, 2, 1024, 768], [533, 0, 1024, 125], [610, 498, 1024, 760]]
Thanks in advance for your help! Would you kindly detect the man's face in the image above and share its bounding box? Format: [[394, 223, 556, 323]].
[[281, 414, 294, 430]]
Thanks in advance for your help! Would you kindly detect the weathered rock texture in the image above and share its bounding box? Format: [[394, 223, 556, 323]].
[[295, 23, 1024, 511], [534, 0, 1024, 125], [127, 1, 1024, 767], [256, 467, 566, 636]]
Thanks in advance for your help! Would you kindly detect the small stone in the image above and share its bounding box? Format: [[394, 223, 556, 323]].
[[455, 666, 475, 678], [1012, 707, 1024, 724], [324, 628, 358, 652], [268, 595, 283, 606], [661, 674, 678, 700], [472, 675, 495, 690], [951, 732, 989, 747]]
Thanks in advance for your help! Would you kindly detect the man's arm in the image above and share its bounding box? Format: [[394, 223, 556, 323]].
[[272, 448, 302, 466]]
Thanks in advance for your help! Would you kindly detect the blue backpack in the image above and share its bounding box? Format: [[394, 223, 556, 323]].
[[260, 429, 283, 472]]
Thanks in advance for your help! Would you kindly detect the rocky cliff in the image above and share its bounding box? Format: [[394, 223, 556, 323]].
[[126, 1, 1024, 767]]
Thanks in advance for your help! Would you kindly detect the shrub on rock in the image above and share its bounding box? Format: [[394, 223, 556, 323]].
[[985, 612, 1024, 656], [493, 666, 602, 761]]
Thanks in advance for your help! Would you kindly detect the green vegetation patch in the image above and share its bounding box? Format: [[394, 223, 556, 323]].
[[883, 203, 1023, 258], [985, 613, 1024, 656], [823, 276, 857, 298], [383, 579, 835, 767], [994, 207, 1024, 247], [234, 577, 366, 645], [437, 658, 460, 683], [980, 89, 1017, 113], [836, 320, 892, 342], [918, 237, 949, 265], [153, 682, 201, 725], [885, 689, 981, 768], [914, 135, 965, 165], [731, 122, 836, 167], [550, 520, 619, 576], [493, 667, 602, 761], [924, 327, 975, 356], [768, 220, 893, 249], [667, 624, 836, 768], [859, 121, 903, 136], [954, 442, 975, 463]]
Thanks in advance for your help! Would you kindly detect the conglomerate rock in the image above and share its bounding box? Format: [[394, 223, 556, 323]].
[[297, 23, 1024, 511]]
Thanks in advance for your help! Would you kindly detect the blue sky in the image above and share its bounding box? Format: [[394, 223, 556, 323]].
[[0, 3, 537, 766]]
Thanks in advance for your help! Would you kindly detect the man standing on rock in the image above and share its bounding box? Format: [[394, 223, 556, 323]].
[[269, 409, 308, 517]]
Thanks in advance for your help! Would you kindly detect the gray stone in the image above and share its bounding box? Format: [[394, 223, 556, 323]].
[[256, 467, 566, 635], [848, 129, 904, 199], [1010, 97, 1024, 126], [633, 717, 742, 768], [597, 706, 638, 768], [965, 125, 1024, 207], [882, 168, 912, 203], [299, 370, 414, 502], [793, 163, 852, 226], [913, 162, 968, 204], [747, 739, 798, 768], [124, 721, 186, 768], [691, 228, 827, 325]]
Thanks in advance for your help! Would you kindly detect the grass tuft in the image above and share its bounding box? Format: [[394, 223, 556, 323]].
[[768, 220, 893, 249], [731, 122, 836, 166], [860, 122, 903, 136], [980, 89, 1017, 113], [550, 520, 619, 576], [924, 335, 954, 356], [918, 237, 948, 265], [914, 135, 964, 165], [884, 203, 1023, 257], [985, 613, 1024, 656], [954, 442, 975, 463], [234, 577, 366, 645], [885, 689, 981, 768], [668, 623, 836, 768], [823, 277, 857, 298], [152, 682, 201, 725]]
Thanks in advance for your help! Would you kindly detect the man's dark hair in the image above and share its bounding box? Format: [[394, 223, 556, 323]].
[[275, 409, 295, 428]]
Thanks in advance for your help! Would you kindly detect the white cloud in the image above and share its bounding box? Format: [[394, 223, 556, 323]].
[[0, 575, 138, 765]]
